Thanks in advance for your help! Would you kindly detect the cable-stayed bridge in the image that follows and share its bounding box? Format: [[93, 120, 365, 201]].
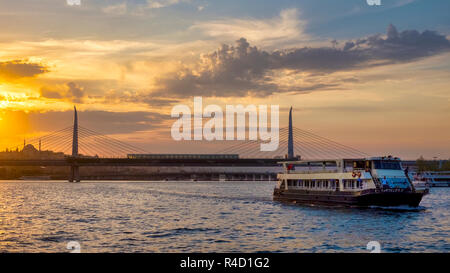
[[0, 107, 369, 182]]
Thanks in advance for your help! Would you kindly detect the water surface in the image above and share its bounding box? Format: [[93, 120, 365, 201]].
[[0, 180, 448, 252]]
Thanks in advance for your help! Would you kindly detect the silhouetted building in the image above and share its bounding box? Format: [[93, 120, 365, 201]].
[[0, 144, 65, 160]]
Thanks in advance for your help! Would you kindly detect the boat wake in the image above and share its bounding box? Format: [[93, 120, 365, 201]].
[[367, 205, 427, 211]]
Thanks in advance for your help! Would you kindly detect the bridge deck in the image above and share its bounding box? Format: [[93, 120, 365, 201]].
[[0, 158, 284, 167]]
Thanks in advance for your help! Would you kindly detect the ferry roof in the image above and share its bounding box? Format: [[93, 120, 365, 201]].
[[368, 156, 401, 161], [278, 158, 365, 164], [279, 156, 402, 165]]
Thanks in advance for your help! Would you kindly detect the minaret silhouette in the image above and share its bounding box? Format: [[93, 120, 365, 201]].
[[288, 107, 294, 159]]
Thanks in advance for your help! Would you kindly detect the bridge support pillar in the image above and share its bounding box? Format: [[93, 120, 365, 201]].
[[69, 165, 80, 183], [69, 106, 80, 183]]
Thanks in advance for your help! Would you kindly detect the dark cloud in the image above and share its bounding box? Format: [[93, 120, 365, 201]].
[[0, 60, 47, 79], [67, 82, 84, 99], [154, 38, 278, 97], [153, 25, 450, 98], [94, 90, 181, 107], [40, 89, 62, 99], [40, 82, 86, 103], [40, 79, 180, 107]]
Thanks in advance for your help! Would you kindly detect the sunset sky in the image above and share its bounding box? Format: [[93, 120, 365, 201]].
[[0, 0, 449, 159]]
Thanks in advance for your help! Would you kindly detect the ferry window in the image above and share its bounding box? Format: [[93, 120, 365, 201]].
[[353, 161, 365, 169], [383, 161, 401, 170], [373, 160, 401, 170], [373, 160, 381, 169]]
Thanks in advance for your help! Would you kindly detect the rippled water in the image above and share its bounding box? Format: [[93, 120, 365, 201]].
[[0, 180, 448, 253]]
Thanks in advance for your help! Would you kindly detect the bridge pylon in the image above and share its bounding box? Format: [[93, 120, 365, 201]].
[[69, 106, 80, 183], [287, 107, 294, 159]]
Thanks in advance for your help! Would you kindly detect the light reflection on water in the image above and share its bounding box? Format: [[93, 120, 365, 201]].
[[0, 180, 448, 253]]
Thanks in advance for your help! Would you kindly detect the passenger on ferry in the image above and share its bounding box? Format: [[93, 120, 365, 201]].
[[357, 176, 362, 188], [382, 176, 389, 189]]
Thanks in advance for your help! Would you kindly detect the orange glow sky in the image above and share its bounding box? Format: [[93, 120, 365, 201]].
[[0, 0, 449, 159]]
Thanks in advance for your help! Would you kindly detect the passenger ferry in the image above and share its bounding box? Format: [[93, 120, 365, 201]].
[[274, 156, 429, 207]]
